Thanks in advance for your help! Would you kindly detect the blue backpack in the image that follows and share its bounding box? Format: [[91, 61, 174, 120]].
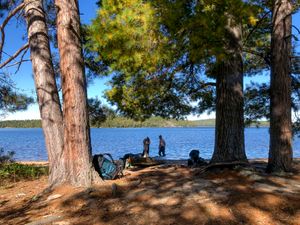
[[93, 154, 124, 180]]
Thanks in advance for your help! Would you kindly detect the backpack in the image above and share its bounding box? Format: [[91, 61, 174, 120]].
[[93, 154, 124, 180], [188, 149, 207, 167]]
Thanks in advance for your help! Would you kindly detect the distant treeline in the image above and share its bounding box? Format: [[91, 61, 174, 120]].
[[0, 117, 269, 128], [0, 120, 42, 128], [99, 117, 215, 128]]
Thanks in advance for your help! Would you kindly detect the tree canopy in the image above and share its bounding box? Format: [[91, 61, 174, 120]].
[[88, 0, 300, 167], [0, 76, 33, 115], [0, 2, 33, 116], [88, 0, 193, 120], [87, 0, 274, 120]]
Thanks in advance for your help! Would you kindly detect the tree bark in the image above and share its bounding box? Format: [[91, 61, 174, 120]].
[[55, 0, 95, 186], [210, 19, 247, 164], [24, 0, 64, 186], [268, 0, 293, 172]]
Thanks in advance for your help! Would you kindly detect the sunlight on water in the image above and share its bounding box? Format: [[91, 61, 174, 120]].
[[0, 127, 299, 161]]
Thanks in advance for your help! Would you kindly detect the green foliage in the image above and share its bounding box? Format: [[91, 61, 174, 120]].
[[106, 73, 193, 120], [88, 98, 116, 127], [244, 73, 300, 131], [0, 77, 34, 115], [0, 99, 114, 128], [0, 148, 47, 185], [240, 1, 272, 74], [87, 0, 194, 120], [0, 3, 34, 116], [0, 117, 268, 128], [244, 82, 270, 126], [0, 119, 41, 128], [0, 163, 48, 184], [87, 0, 272, 120], [101, 117, 223, 127], [88, 98, 106, 126], [154, 0, 267, 69], [88, 0, 171, 75], [88, 0, 298, 128], [0, 86, 34, 113]]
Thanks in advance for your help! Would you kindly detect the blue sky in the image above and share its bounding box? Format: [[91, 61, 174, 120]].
[[1, 0, 109, 120], [0, 1, 299, 120]]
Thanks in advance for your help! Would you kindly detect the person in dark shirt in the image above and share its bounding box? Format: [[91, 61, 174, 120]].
[[143, 137, 150, 157], [158, 135, 166, 157]]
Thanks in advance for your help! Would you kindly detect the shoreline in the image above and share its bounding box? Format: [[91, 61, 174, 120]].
[[17, 158, 300, 166], [0, 125, 270, 129]]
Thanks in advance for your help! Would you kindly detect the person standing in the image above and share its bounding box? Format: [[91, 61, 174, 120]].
[[143, 137, 151, 158], [158, 135, 166, 157]]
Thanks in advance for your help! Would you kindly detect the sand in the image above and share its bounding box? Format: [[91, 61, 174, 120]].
[[0, 159, 299, 225]]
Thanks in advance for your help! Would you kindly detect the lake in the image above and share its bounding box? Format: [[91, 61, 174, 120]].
[[0, 127, 300, 161]]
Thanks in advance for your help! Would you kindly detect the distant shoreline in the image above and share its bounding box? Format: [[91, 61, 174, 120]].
[[0, 118, 269, 128]]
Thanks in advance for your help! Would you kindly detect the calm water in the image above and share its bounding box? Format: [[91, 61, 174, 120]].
[[0, 127, 300, 161]]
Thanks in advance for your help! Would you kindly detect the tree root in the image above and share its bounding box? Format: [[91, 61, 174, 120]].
[[193, 161, 250, 176]]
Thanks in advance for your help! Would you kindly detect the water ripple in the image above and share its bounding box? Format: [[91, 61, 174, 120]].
[[0, 127, 299, 161]]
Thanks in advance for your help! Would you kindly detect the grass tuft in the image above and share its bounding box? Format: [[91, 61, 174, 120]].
[[0, 148, 48, 186]]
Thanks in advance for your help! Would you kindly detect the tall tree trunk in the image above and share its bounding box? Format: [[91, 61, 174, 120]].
[[268, 0, 293, 172], [55, 0, 95, 186], [24, 0, 64, 186], [211, 20, 247, 164]]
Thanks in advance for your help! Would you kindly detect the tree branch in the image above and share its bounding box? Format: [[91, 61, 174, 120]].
[[15, 46, 29, 73], [6, 59, 31, 68], [199, 82, 216, 89], [0, 43, 29, 69], [244, 10, 271, 44], [0, 2, 25, 62], [293, 25, 300, 35], [0, 74, 17, 92], [243, 48, 271, 66]]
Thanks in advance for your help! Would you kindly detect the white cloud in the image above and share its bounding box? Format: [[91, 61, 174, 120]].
[[187, 112, 216, 121], [1, 103, 216, 122], [1, 104, 41, 121]]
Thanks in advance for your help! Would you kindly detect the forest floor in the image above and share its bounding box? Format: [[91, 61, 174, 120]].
[[0, 159, 300, 225]]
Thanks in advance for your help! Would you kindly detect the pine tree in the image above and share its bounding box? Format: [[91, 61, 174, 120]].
[[88, 0, 265, 163], [268, 0, 293, 172], [55, 0, 98, 186], [24, 0, 64, 185]]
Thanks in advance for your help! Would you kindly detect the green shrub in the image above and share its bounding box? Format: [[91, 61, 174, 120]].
[[0, 163, 48, 185]]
